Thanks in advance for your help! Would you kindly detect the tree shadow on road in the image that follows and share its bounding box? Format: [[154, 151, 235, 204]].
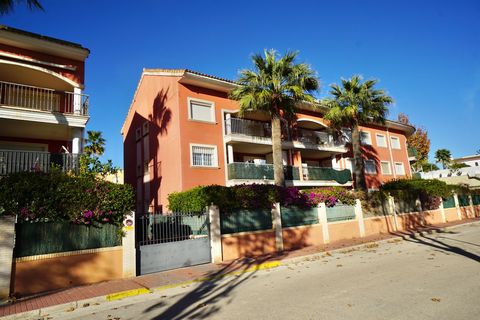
[[143, 256, 279, 319]]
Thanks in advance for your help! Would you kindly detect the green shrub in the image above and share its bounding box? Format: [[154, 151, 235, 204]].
[[0, 170, 134, 226]]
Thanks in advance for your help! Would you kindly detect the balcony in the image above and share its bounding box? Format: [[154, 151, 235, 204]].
[[0, 81, 89, 116], [227, 162, 352, 186], [0, 150, 80, 176], [225, 117, 345, 151]]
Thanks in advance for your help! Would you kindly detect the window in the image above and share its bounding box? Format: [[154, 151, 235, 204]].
[[360, 131, 372, 145], [475, 162, 479, 167], [380, 161, 392, 175], [191, 144, 218, 167], [395, 162, 405, 175], [364, 159, 377, 174], [376, 134, 387, 148], [390, 136, 401, 149], [188, 98, 215, 122]]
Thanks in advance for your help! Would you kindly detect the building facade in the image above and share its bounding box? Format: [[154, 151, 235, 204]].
[[0, 25, 90, 175], [122, 69, 414, 212]]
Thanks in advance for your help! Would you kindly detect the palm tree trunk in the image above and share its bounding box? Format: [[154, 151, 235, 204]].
[[352, 124, 367, 191], [271, 116, 285, 186]]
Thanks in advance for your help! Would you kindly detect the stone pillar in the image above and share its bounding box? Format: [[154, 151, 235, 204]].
[[72, 127, 83, 154], [272, 203, 284, 251], [453, 193, 462, 220], [209, 205, 223, 263], [122, 211, 136, 277], [438, 198, 446, 223], [355, 199, 365, 237], [318, 203, 329, 244], [0, 215, 16, 301], [388, 195, 399, 231]]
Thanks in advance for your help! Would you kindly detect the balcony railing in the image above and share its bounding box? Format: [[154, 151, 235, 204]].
[[0, 81, 89, 116], [225, 117, 345, 148], [0, 150, 80, 176], [227, 162, 299, 180], [302, 166, 352, 184]]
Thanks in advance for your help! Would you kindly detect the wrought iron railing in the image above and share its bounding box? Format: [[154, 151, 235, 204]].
[[227, 162, 300, 180], [0, 81, 89, 116], [302, 166, 352, 184], [0, 150, 80, 175]]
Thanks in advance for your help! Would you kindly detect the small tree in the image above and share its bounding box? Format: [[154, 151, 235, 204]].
[[79, 131, 117, 178], [435, 149, 452, 169], [0, 0, 43, 15]]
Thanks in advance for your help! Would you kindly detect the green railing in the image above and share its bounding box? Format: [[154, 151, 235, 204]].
[[408, 146, 418, 158], [472, 194, 480, 206], [442, 196, 456, 209], [326, 204, 356, 222], [220, 209, 273, 234], [281, 206, 319, 228], [14, 222, 121, 258], [227, 163, 299, 180], [304, 167, 352, 184], [458, 195, 470, 207]]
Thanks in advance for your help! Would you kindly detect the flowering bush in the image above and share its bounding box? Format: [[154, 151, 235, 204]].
[[0, 170, 134, 226], [305, 187, 356, 207]]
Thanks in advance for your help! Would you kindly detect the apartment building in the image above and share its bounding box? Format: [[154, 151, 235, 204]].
[[0, 25, 90, 175], [122, 69, 414, 212]]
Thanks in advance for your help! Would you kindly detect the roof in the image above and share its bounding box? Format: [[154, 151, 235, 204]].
[[453, 154, 480, 162]]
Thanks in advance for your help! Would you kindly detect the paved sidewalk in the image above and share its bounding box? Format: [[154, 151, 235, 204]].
[[1, 217, 478, 319]]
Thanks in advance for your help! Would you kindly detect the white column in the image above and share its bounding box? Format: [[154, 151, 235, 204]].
[[355, 199, 365, 237], [73, 87, 82, 114], [272, 203, 284, 251], [388, 195, 398, 231], [0, 215, 16, 301], [318, 203, 329, 244], [122, 211, 136, 277], [227, 145, 234, 164], [453, 193, 462, 220], [209, 205, 223, 263], [225, 113, 232, 135], [468, 195, 475, 219], [439, 198, 446, 223], [72, 127, 83, 154]]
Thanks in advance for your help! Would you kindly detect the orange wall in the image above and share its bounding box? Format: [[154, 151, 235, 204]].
[[13, 249, 123, 296], [444, 208, 459, 222], [328, 221, 360, 242], [364, 216, 396, 236], [282, 225, 324, 250], [221, 231, 276, 261], [0, 43, 85, 85]]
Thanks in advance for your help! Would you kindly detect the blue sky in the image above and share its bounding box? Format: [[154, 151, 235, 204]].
[[2, 0, 480, 167]]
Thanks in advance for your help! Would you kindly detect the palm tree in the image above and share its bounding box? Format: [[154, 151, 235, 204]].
[[230, 50, 319, 186], [435, 149, 451, 169], [84, 130, 106, 156], [0, 0, 43, 15], [324, 76, 393, 191]]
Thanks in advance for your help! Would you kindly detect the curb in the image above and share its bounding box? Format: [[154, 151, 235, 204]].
[[3, 220, 478, 319]]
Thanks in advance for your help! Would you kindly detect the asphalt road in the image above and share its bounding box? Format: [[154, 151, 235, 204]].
[[46, 222, 480, 320]]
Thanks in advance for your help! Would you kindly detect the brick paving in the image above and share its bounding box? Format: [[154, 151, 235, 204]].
[[1, 217, 478, 318]]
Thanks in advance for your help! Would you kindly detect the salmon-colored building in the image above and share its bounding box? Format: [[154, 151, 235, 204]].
[[121, 69, 414, 213], [0, 25, 90, 174]]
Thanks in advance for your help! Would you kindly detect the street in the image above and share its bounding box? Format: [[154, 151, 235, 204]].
[[45, 222, 480, 320]]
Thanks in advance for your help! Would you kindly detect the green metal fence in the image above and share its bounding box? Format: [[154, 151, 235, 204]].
[[305, 167, 352, 184], [281, 206, 319, 228], [442, 196, 456, 209], [472, 194, 480, 206], [458, 195, 470, 207], [326, 205, 356, 222], [220, 209, 273, 234], [14, 222, 121, 258], [227, 163, 299, 180]]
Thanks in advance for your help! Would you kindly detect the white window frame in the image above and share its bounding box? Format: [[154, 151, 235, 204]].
[[380, 161, 392, 175], [376, 134, 387, 148], [187, 97, 216, 123], [390, 136, 401, 149], [394, 162, 405, 175], [360, 131, 372, 145], [364, 159, 377, 174], [190, 143, 218, 168]]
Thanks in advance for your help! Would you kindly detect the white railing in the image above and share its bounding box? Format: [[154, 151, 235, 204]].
[[0, 81, 89, 116], [0, 150, 80, 175]]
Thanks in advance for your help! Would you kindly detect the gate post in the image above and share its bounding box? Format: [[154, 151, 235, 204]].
[[209, 205, 223, 263], [122, 211, 136, 278], [0, 215, 15, 301], [318, 203, 329, 244], [438, 198, 446, 223], [388, 195, 399, 231], [453, 193, 462, 220], [355, 199, 366, 237]]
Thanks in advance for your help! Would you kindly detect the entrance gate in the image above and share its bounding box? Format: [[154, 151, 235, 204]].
[[137, 212, 211, 275]]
